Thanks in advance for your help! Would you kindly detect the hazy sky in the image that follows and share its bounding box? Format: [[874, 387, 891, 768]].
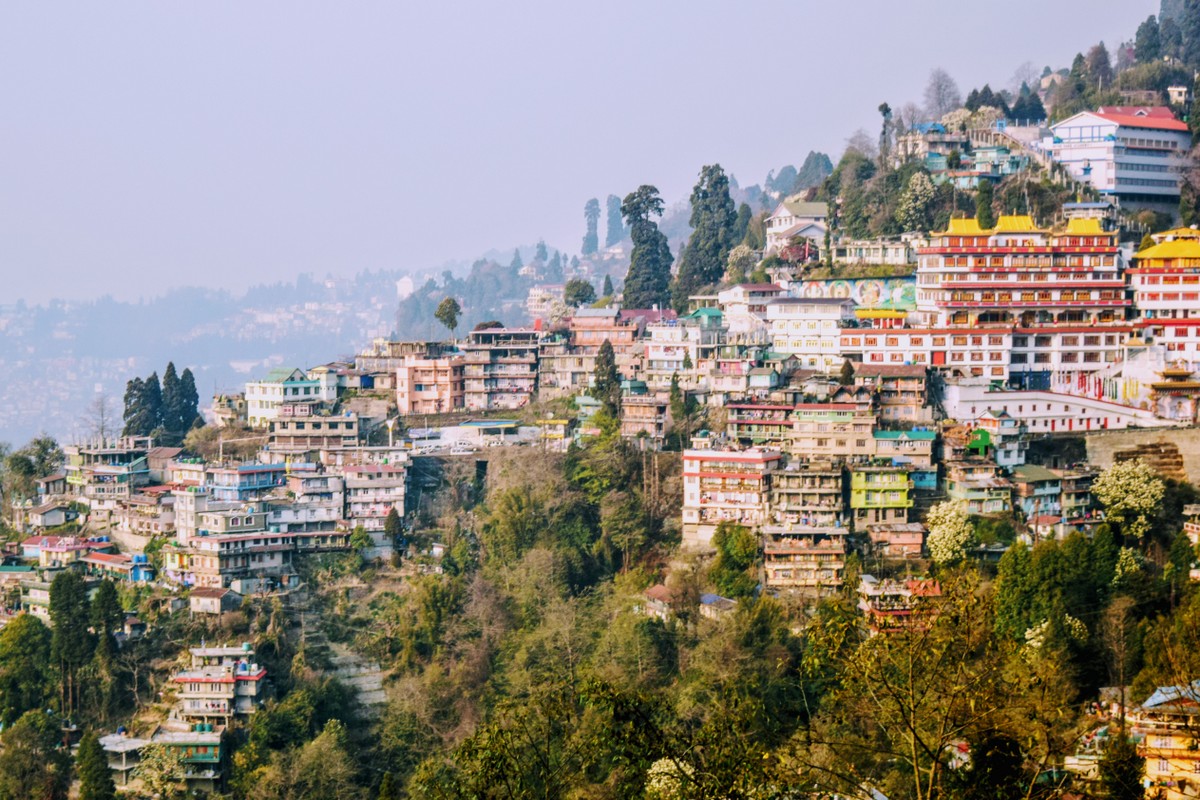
[[1, 1, 1156, 304]]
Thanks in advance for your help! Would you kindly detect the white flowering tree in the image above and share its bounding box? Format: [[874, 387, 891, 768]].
[[925, 501, 975, 565], [1091, 459, 1164, 540], [898, 172, 938, 232]]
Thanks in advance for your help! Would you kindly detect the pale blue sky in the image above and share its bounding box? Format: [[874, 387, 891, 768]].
[[0, 1, 1156, 303]]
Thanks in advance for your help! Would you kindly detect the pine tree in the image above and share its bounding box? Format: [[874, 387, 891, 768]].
[[178, 368, 200, 434], [160, 362, 182, 438], [620, 186, 673, 310], [975, 180, 996, 229], [582, 199, 600, 255], [839, 359, 855, 386], [1135, 15, 1161, 63], [77, 732, 117, 800], [591, 339, 621, 417], [143, 372, 162, 432], [732, 203, 752, 244], [50, 571, 95, 718], [535, 239, 548, 262], [605, 194, 625, 247], [121, 378, 152, 437], [602, 274, 614, 297], [510, 249, 523, 271], [672, 164, 737, 311]]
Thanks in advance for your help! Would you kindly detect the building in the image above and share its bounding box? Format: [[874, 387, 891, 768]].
[[80, 552, 155, 583], [682, 447, 782, 547], [189, 587, 243, 615], [726, 403, 794, 449], [945, 459, 1012, 515], [872, 430, 938, 490], [866, 522, 926, 558], [343, 464, 407, 536], [205, 464, 287, 503], [1130, 227, 1200, 371], [764, 197, 828, 254], [915, 216, 1129, 386], [395, 353, 465, 416], [762, 525, 849, 593], [173, 644, 267, 722], [853, 363, 931, 424], [848, 465, 912, 529], [462, 328, 540, 410], [765, 297, 855, 371], [973, 409, 1028, 468], [790, 403, 878, 464], [1129, 681, 1200, 800], [769, 461, 845, 528], [526, 284, 566, 321], [1011, 463, 1063, 520], [858, 574, 941, 635], [619, 395, 669, 447], [245, 368, 336, 429], [267, 413, 360, 456], [716, 284, 783, 335], [64, 436, 153, 512], [833, 237, 916, 267], [1044, 106, 1190, 202]]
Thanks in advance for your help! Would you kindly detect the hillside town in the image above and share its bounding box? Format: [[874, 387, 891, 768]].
[[12, 8, 1200, 798]]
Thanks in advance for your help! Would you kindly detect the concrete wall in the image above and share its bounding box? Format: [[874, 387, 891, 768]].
[[1082, 428, 1200, 483]]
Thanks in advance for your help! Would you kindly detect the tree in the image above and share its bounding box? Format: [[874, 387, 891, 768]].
[[838, 359, 855, 386], [546, 251, 564, 283], [160, 362, 181, 438], [591, 339, 621, 417], [601, 274, 614, 297], [926, 501, 974, 565], [878, 102, 893, 165], [85, 393, 117, 441], [897, 171, 937, 232], [1098, 735, 1144, 800], [732, 203, 752, 245], [50, 570, 94, 718], [510, 248, 523, 271], [16, 435, 63, 478], [534, 239, 548, 263], [1086, 42, 1114, 90], [924, 68, 963, 118], [377, 771, 398, 800], [795, 151, 834, 190], [605, 194, 626, 247], [710, 521, 757, 598], [77, 731, 117, 800], [725, 244, 757, 284], [123, 377, 155, 437], [0, 710, 71, 800], [0, 614, 53, 726], [1092, 459, 1165, 541], [582, 198, 601, 255], [672, 164, 738, 311], [563, 278, 597, 307], [435, 297, 462, 340], [384, 507, 402, 542], [133, 743, 186, 800], [975, 180, 996, 229], [1136, 15, 1161, 63], [91, 579, 123, 647], [621, 186, 673, 310], [177, 368, 200, 434]]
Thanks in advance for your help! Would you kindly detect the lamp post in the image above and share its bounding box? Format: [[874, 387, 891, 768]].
[[385, 418, 396, 449]]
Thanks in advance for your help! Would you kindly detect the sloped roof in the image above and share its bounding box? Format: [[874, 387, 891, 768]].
[[1012, 464, 1060, 483], [992, 215, 1043, 233], [1135, 239, 1200, 261], [781, 199, 829, 218], [1064, 218, 1106, 235], [1093, 106, 1188, 131], [939, 218, 990, 236]]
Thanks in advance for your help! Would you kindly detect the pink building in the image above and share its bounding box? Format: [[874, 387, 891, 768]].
[[395, 355, 465, 416]]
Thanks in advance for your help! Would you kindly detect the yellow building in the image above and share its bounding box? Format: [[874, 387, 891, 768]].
[[1130, 682, 1200, 799], [848, 465, 912, 528]]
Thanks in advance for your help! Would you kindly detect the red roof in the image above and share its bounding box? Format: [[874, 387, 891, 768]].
[[1092, 107, 1188, 132], [82, 552, 132, 566]]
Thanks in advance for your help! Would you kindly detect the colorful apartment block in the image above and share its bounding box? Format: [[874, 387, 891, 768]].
[[762, 524, 849, 593], [848, 465, 912, 529], [682, 447, 782, 547]]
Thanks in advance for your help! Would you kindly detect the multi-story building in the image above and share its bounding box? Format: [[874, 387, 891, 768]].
[[1130, 226, 1200, 370], [764, 197, 828, 254], [765, 297, 854, 371], [245, 368, 337, 429], [682, 447, 782, 547], [267, 413, 360, 456], [858, 574, 941, 635], [1011, 463, 1062, 520], [915, 216, 1130, 387], [872, 430, 938, 490], [853, 363, 931, 424], [343, 464, 406, 535], [395, 354, 465, 416], [973, 409, 1028, 468], [1044, 106, 1190, 203], [462, 328, 540, 410], [354, 339, 453, 375], [1056, 467, 1098, 524], [526, 284, 565, 321], [866, 522, 926, 558], [112, 493, 176, 537], [726, 403, 794, 449], [1130, 681, 1200, 800], [642, 314, 724, 390], [619, 395, 669, 446], [848, 465, 912, 529], [945, 459, 1012, 515], [716, 284, 783, 335], [205, 464, 287, 502], [762, 525, 848, 593], [64, 436, 153, 512], [790, 403, 877, 464], [769, 461, 844, 527], [173, 645, 267, 723]]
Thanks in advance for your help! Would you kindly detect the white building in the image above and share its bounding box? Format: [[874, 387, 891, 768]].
[[764, 197, 828, 254], [245, 367, 336, 429], [716, 283, 783, 336], [1044, 107, 1190, 202], [765, 297, 854, 371]]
